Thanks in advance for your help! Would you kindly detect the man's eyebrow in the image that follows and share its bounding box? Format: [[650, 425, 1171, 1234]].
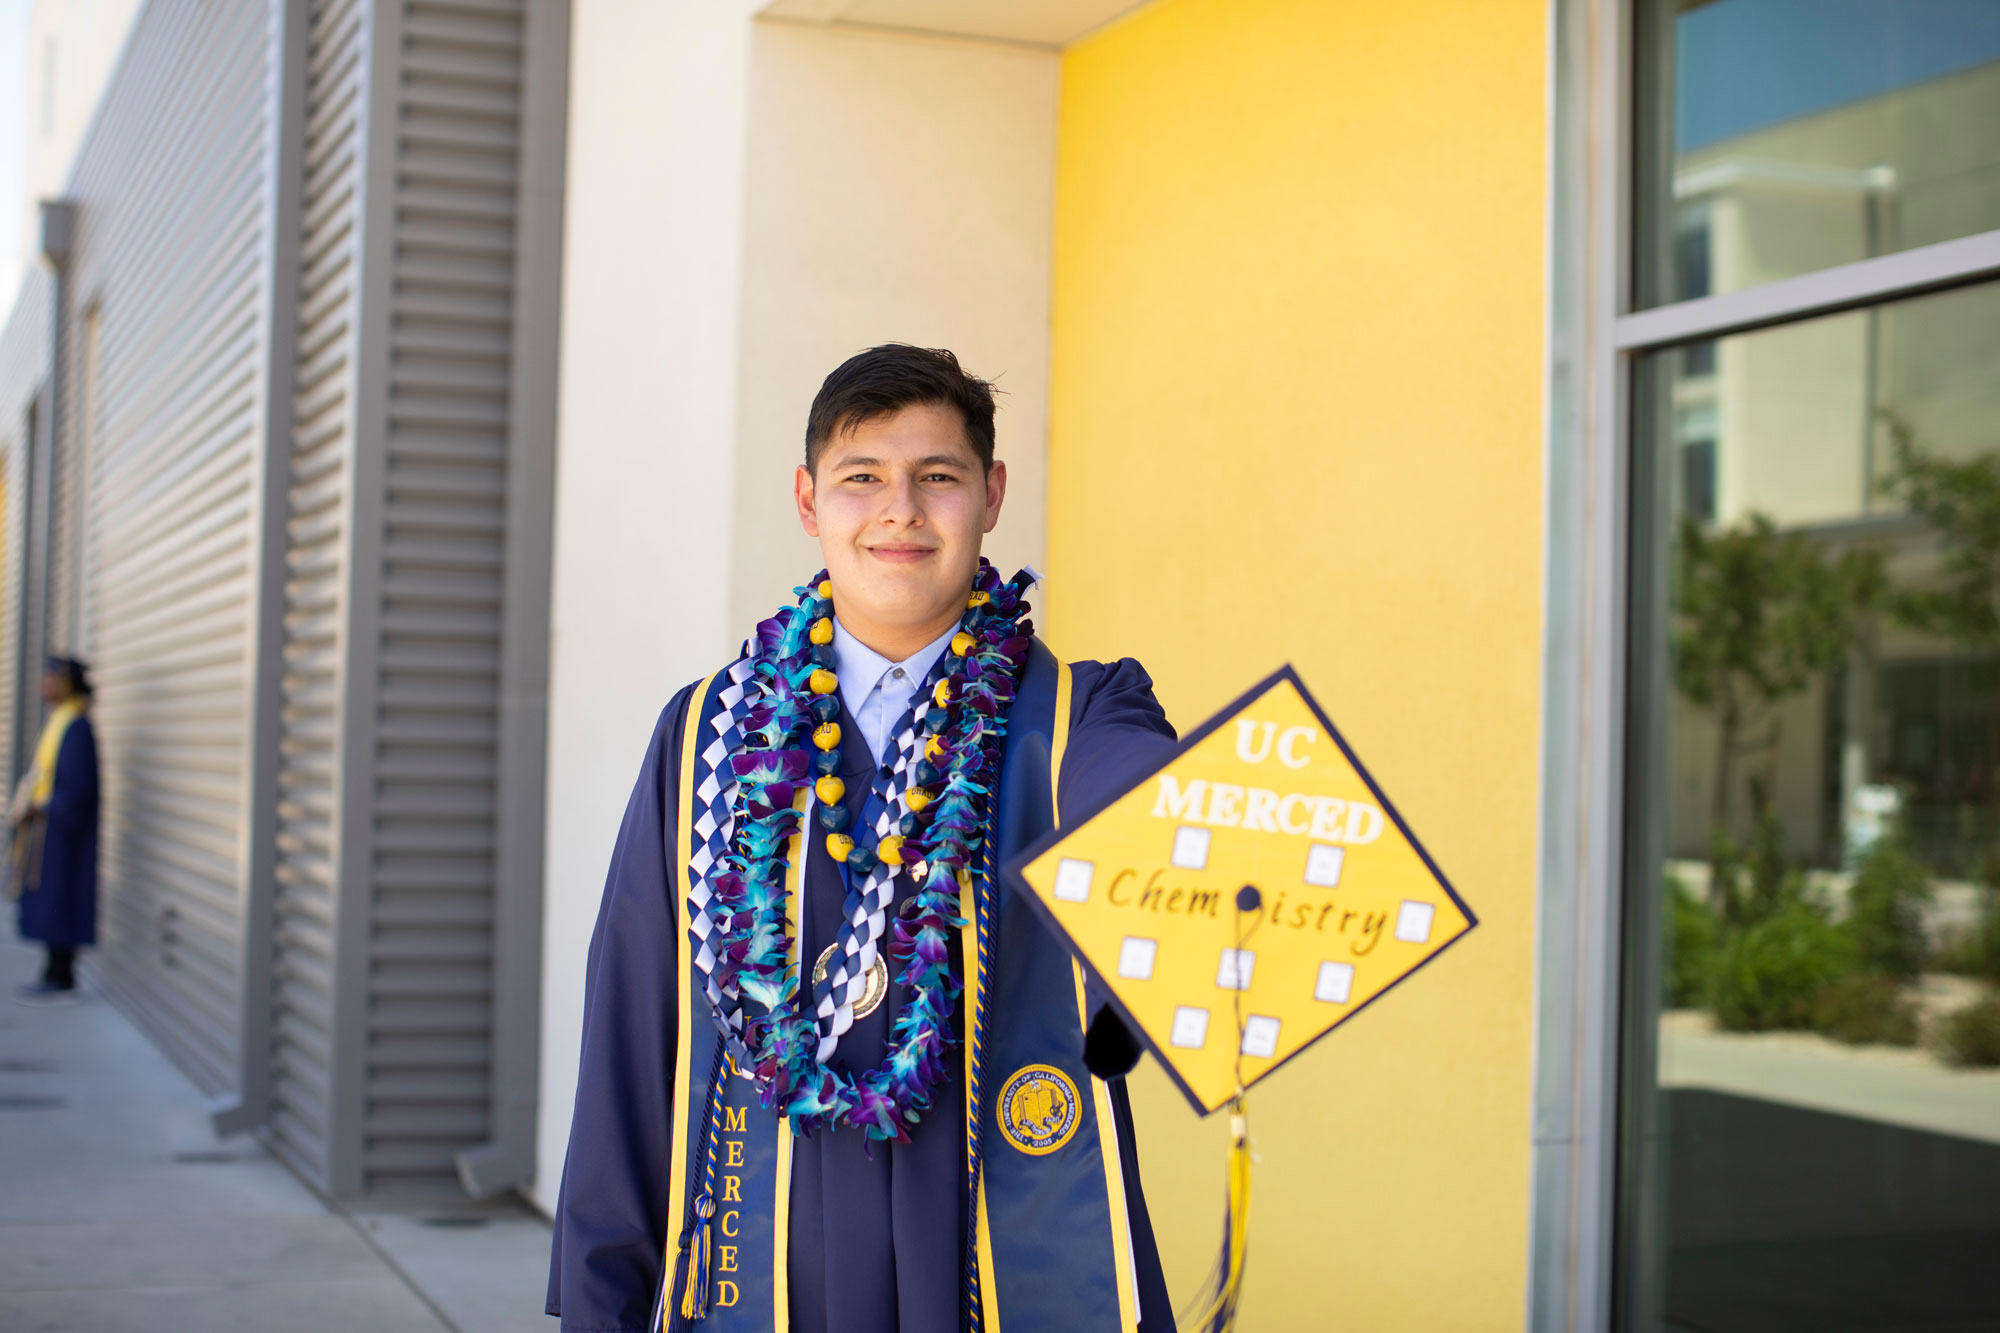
[[826, 453, 972, 470]]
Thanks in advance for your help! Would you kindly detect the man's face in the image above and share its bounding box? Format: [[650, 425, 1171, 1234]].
[[41, 671, 66, 706], [795, 401, 1007, 642]]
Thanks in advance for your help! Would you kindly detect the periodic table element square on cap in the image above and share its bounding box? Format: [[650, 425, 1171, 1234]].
[[1008, 665, 1477, 1116]]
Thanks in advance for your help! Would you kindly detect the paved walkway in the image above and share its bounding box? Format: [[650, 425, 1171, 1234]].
[[1661, 986, 2000, 1146], [0, 941, 553, 1332]]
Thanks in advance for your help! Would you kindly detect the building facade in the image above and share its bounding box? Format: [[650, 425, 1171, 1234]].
[[4, 0, 1995, 1328], [1, 0, 569, 1201]]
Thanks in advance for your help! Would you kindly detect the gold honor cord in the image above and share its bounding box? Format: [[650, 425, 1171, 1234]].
[[664, 672, 721, 1333], [1181, 886, 1262, 1333]]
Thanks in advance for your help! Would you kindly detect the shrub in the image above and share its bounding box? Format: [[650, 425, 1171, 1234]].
[[1975, 891, 2000, 983], [1711, 810, 1809, 927], [1842, 839, 1932, 981], [1711, 902, 1856, 1032], [1665, 873, 1718, 1009], [1936, 888, 2000, 982], [1937, 994, 2000, 1068], [1936, 928, 1988, 977], [1810, 973, 1919, 1046]]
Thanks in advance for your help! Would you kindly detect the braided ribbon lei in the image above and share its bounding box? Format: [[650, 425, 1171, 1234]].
[[694, 560, 1034, 1142]]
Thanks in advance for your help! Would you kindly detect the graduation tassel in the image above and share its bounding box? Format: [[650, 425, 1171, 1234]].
[[1181, 887, 1262, 1332], [1218, 1099, 1257, 1330], [1181, 1094, 1253, 1333], [678, 1039, 729, 1323]]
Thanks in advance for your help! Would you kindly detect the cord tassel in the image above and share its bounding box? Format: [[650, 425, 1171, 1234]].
[[677, 1037, 729, 1324], [679, 1196, 716, 1320]]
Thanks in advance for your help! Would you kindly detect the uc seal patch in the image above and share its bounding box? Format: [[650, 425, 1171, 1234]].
[[996, 1064, 1081, 1156]]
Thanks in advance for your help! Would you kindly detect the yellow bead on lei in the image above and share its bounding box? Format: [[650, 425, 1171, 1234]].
[[904, 787, 932, 813], [933, 679, 952, 707], [813, 721, 841, 751], [877, 835, 905, 866], [818, 579, 834, 599], [951, 631, 975, 658], [924, 734, 946, 761], [809, 668, 839, 695], [810, 618, 835, 646], [825, 833, 854, 862], [815, 774, 845, 805], [968, 591, 989, 608]]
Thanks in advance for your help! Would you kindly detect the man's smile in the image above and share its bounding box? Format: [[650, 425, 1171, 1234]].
[[864, 544, 939, 563]]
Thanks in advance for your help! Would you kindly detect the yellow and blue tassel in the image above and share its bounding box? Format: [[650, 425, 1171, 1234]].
[[676, 1041, 729, 1324], [1183, 1097, 1253, 1333]]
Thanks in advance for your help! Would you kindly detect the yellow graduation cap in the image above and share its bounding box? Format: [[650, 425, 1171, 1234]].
[[1011, 665, 1476, 1116]]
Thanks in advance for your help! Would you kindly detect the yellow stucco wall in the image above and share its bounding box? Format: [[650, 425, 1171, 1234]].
[[1047, 0, 1547, 1326]]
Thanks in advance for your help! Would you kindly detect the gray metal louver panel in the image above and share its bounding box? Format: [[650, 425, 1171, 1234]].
[[361, 0, 526, 1191], [0, 270, 51, 795], [267, 0, 367, 1191], [55, 1, 269, 1095]]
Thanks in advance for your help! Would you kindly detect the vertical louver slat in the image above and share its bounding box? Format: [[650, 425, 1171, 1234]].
[[362, 0, 524, 1190], [268, 0, 368, 1190]]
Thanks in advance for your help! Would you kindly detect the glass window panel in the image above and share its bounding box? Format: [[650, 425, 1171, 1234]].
[[1618, 280, 2000, 1331], [1633, 0, 2000, 309]]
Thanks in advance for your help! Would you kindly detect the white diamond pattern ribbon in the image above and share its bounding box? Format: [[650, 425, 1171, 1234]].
[[687, 654, 757, 1038]]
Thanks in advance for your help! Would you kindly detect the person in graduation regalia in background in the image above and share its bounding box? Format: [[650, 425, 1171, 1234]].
[[12, 656, 100, 1004], [549, 345, 1178, 1333]]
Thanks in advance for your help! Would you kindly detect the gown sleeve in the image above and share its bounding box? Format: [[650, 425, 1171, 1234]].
[[1057, 658, 1179, 1080], [547, 687, 695, 1332]]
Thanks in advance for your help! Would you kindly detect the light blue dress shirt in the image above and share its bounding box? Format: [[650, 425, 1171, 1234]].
[[832, 618, 959, 767]]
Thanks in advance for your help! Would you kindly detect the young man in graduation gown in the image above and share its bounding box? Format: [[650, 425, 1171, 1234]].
[[12, 656, 100, 1003], [549, 345, 1178, 1333]]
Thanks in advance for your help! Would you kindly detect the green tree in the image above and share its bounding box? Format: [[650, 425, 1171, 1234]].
[[1879, 415, 2000, 890], [1672, 513, 1882, 905], [1880, 413, 2000, 646]]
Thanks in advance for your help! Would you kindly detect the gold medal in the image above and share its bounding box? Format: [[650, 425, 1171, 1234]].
[[812, 942, 889, 1020]]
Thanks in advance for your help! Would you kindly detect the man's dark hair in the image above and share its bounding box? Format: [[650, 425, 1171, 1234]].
[[805, 344, 998, 474]]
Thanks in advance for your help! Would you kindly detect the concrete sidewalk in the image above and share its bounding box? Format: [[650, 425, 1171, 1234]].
[[0, 940, 553, 1332]]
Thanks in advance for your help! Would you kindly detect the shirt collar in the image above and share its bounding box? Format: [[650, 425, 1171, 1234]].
[[831, 617, 959, 699]]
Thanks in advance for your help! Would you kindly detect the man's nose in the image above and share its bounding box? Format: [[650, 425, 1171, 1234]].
[[879, 476, 924, 525]]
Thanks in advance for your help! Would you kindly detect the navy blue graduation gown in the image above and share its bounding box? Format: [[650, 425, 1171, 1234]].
[[548, 656, 1178, 1332], [17, 712, 100, 949]]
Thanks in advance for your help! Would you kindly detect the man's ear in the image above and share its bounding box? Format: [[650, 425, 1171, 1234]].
[[982, 459, 1008, 534], [795, 463, 820, 537]]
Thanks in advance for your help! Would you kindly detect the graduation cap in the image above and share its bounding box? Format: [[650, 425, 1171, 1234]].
[[1008, 666, 1478, 1329], [1009, 665, 1477, 1115], [44, 655, 91, 695]]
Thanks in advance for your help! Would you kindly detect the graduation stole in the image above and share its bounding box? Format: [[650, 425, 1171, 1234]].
[[671, 639, 1145, 1333], [31, 699, 85, 805], [684, 560, 1037, 1143]]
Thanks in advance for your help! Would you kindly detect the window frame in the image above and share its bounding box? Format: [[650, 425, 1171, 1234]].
[[1530, 1, 2000, 1328]]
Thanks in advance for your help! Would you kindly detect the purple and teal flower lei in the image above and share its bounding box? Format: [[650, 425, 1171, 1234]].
[[701, 560, 1034, 1141]]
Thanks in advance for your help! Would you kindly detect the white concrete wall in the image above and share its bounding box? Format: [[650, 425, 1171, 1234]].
[[7, 0, 144, 309], [534, 0, 763, 1211], [534, 9, 1059, 1212], [727, 20, 1057, 633]]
